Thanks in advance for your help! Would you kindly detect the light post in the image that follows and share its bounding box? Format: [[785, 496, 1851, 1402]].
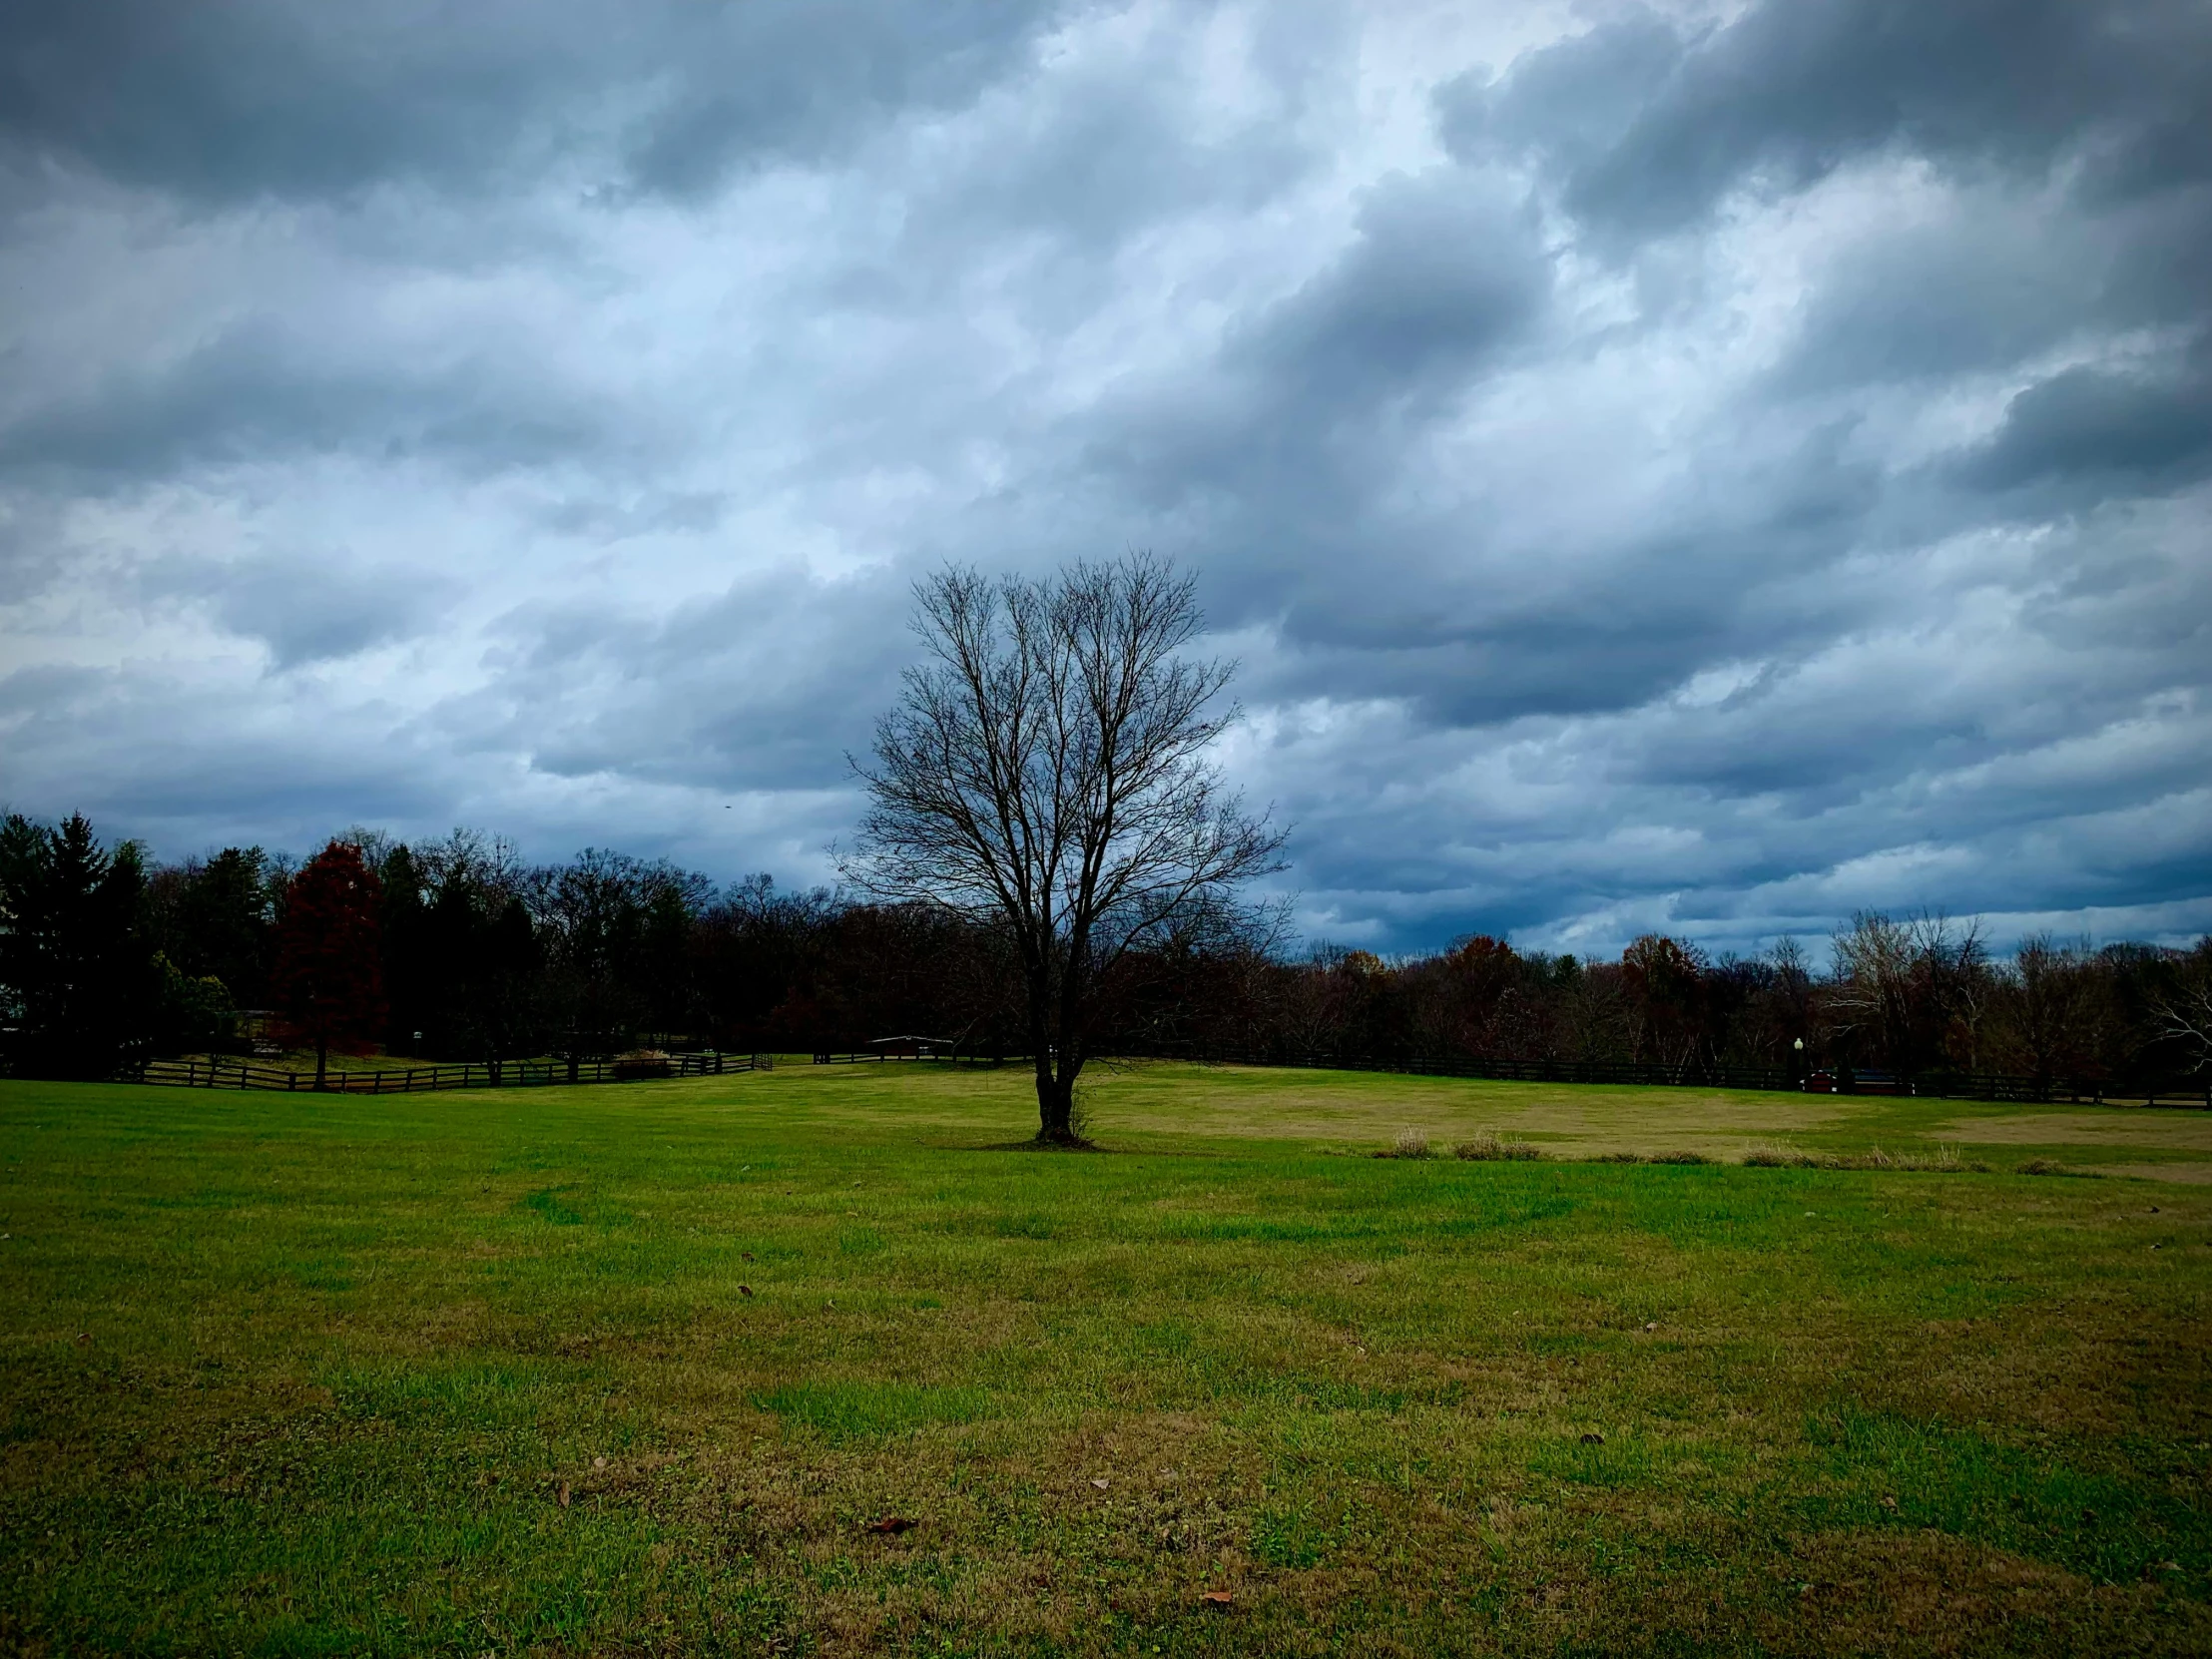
[[1793, 1035, 1806, 1088]]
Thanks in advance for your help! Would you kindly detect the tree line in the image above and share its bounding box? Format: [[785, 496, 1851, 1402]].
[[3, 807, 2207, 1088], [1208, 920, 2212, 1087], [5, 559, 2209, 1111]]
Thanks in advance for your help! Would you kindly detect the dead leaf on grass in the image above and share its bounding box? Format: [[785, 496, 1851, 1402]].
[[592, 1456, 607, 1469], [864, 1516, 917, 1535], [1091, 1477, 1110, 1490], [1201, 1589, 1234, 1606], [739, 1285, 754, 1297], [558, 1482, 571, 1508]]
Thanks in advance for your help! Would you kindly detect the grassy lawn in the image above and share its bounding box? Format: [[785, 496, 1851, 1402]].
[[2, 1061, 2208, 1655]]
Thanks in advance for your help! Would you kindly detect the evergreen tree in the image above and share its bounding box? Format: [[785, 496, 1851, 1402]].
[[0, 813, 155, 1078]]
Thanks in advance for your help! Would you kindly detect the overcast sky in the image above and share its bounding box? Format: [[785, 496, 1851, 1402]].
[[3, 0, 2208, 958]]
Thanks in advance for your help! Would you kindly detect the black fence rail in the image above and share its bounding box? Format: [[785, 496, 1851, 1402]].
[[117, 1042, 2205, 1108], [1169, 1050, 2212, 1108], [126, 1052, 772, 1094], [811, 1049, 991, 1064]]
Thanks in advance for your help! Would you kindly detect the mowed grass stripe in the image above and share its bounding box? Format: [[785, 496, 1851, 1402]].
[[0, 1064, 2207, 1655]]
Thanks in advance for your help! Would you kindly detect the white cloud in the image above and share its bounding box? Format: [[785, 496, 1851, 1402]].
[[1, 0, 2206, 959]]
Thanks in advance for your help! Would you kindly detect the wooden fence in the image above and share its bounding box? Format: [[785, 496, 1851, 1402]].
[[811, 1049, 986, 1065], [126, 1052, 771, 1094], [117, 1042, 2205, 1108], [809, 1044, 2209, 1106]]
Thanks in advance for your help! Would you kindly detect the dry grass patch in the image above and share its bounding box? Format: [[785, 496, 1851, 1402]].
[[1935, 1111, 2212, 1152], [1741, 1140, 1984, 1172], [2088, 1162, 2212, 1184]]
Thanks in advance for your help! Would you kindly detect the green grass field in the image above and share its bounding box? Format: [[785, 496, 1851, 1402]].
[[2, 1061, 2208, 1655]]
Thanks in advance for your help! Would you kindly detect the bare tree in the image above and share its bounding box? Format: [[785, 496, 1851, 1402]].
[[1828, 908, 1987, 1073], [846, 556, 1286, 1143], [2150, 940, 2212, 1075], [1993, 933, 2111, 1083]]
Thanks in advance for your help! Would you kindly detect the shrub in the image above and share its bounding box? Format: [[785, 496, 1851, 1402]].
[[1455, 1132, 1541, 1162], [1067, 1083, 1098, 1146], [613, 1047, 673, 1081], [1391, 1129, 1431, 1160]]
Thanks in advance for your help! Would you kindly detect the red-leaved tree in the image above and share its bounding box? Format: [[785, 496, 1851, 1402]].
[[272, 841, 385, 1089]]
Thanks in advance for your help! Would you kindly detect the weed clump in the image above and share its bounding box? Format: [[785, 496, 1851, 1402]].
[[1391, 1129, 1432, 1160], [2018, 1157, 2101, 1177], [1454, 1132, 1542, 1162]]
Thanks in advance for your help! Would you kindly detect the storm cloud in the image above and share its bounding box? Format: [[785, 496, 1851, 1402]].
[[1, 0, 2206, 957]]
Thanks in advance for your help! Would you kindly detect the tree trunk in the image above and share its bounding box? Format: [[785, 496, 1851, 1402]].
[[1035, 1067, 1075, 1142], [314, 1033, 328, 1092], [1027, 959, 1074, 1143]]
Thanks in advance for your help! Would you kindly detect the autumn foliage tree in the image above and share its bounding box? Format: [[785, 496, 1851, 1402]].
[[1621, 933, 1708, 1070], [272, 841, 384, 1088]]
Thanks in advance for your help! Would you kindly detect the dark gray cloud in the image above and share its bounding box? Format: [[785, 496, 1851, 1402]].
[[479, 567, 911, 793], [139, 554, 460, 668], [1443, 0, 2212, 240], [1, 318, 610, 484], [0, 0, 1068, 204], [1237, 173, 1546, 409], [1958, 348, 2212, 499], [1, 0, 2208, 958]]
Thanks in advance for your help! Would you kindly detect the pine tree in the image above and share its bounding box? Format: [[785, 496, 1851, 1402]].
[[0, 813, 154, 1078]]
